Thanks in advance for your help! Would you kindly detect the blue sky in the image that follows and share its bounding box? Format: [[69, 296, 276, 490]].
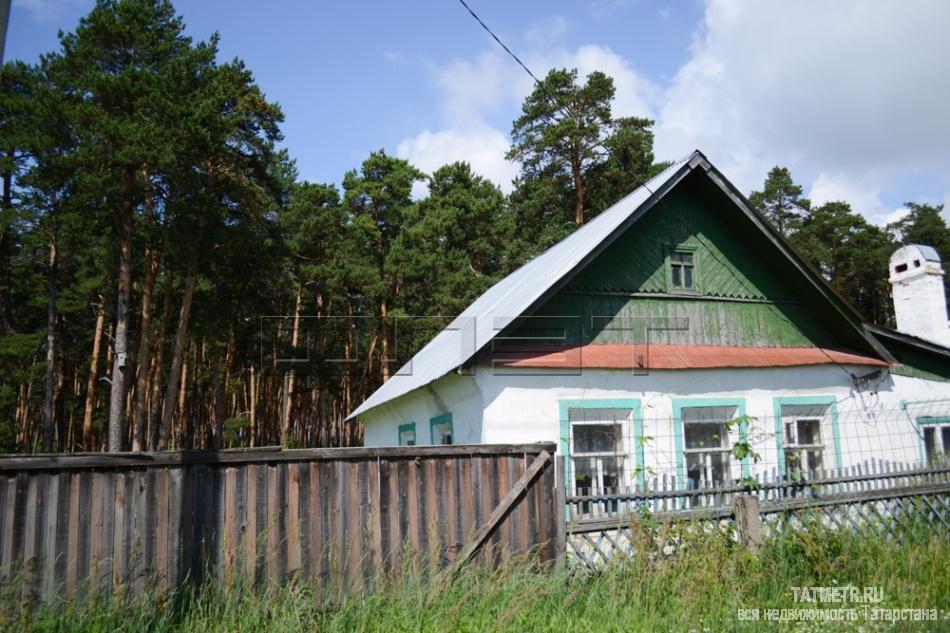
[[8, 1, 950, 224]]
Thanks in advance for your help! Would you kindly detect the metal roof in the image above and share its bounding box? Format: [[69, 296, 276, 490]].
[[347, 153, 695, 419], [911, 244, 942, 262], [349, 149, 895, 419]]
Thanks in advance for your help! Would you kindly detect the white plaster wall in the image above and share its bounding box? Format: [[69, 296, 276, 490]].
[[360, 364, 950, 477], [361, 372, 486, 446], [892, 273, 950, 346]]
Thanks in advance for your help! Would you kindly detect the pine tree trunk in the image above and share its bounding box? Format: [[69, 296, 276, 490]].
[[82, 299, 105, 450], [17, 355, 36, 449], [212, 335, 235, 449], [157, 271, 196, 450], [345, 308, 354, 416], [178, 343, 190, 446], [131, 247, 161, 451], [148, 273, 173, 450], [42, 227, 57, 452], [280, 285, 302, 446], [380, 297, 390, 382], [0, 149, 13, 333], [573, 161, 585, 225], [249, 365, 256, 447], [107, 170, 135, 451]]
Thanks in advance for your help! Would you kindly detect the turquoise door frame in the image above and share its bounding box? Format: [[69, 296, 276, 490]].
[[557, 398, 645, 493], [672, 397, 748, 489], [772, 395, 841, 477]]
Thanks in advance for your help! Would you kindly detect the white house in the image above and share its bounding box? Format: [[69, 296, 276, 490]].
[[349, 151, 950, 494]]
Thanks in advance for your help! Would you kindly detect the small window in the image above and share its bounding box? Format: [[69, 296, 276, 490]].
[[895, 263, 908, 273], [398, 423, 416, 446], [784, 418, 824, 475], [430, 414, 453, 445], [682, 406, 737, 487], [569, 407, 629, 495], [924, 427, 937, 465], [922, 425, 950, 467], [670, 250, 695, 290], [913, 259, 921, 268]]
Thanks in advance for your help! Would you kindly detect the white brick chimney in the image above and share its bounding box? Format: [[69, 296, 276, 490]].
[[889, 244, 950, 347]]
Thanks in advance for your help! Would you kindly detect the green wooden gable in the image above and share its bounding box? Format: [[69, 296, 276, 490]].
[[566, 184, 792, 300], [501, 169, 882, 354]]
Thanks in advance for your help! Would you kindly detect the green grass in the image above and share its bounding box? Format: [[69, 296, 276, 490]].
[[4, 520, 948, 632]]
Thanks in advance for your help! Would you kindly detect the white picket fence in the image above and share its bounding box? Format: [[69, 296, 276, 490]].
[[564, 458, 950, 570]]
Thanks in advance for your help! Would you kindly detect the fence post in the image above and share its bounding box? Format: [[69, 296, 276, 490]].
[[734, 495, 762, 551], [554, 455, 567, 560]]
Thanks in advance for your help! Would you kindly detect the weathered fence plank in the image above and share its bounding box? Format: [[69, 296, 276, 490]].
[[0, 443, 558, 603]]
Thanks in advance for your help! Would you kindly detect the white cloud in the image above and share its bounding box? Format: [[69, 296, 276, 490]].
[[397, 126, 519, 197], [655, 0, 950, 214], [524, 16, 568, 48], [808, 173, 888, 223], [400, 1, 950, 217], [13, 0, 88, 22], [399, 42, 657, 192], [383, 51, 408, 65], [881, 206, 910, 228], [428, 50, 528, 128], [526, 44, 658, 119]]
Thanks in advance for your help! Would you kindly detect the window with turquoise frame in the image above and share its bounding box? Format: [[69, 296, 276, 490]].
[[772, 396, 841, 479], [918, 416, 950, 467], [429, 413, 453, 445], [397, 423, 416, 447], [673, 398, 748, 489], [557, 399, 644, 496]]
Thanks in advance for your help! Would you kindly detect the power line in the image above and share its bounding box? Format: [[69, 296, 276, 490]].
[[457, 0, 546, 88], [454, 0, 862, 382]]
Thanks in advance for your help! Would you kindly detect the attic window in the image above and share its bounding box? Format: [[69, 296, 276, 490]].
[[670, 251, 696, 289], [895, 263, 908, 273]]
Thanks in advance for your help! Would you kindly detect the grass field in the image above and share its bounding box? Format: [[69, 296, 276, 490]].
[[3, 519, 948, 632]]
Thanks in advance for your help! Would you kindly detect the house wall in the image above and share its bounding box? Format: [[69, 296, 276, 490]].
[[361, 364, 950, 483]]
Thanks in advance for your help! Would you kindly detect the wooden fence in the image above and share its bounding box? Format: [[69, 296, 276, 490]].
[[0, 443, 563, 602], [564, 458, 950, 569], [565, 458, 950, 522]]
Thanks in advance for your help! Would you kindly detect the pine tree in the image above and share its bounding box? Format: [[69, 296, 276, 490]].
[[41, 0, 217, 450], [748, 166, 811, 235], [343, 151, 423, 386], [507, 68, 663, 264], [508, 69, 615, 226], [791, 201, 895, 324]]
